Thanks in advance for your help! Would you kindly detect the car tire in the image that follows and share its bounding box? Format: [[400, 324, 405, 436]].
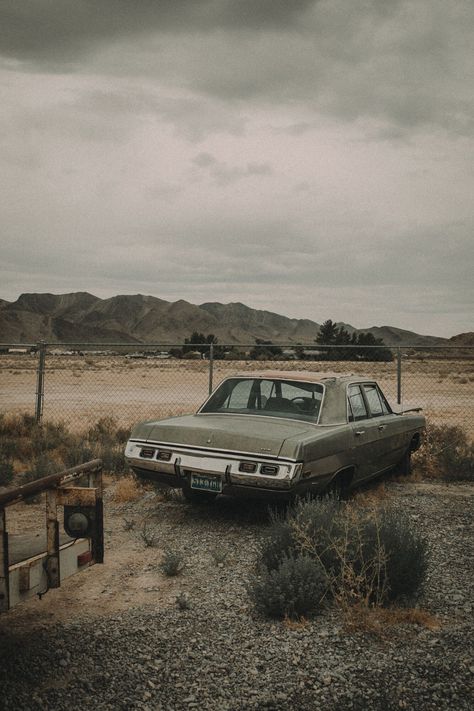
[[396, 449, 412, 477], [182, 483, 218, 504], [327, 473, 350, 500]]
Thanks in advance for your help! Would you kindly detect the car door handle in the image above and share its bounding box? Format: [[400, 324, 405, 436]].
[[378, 424, 386, 431], [355, 430, 365, 436]]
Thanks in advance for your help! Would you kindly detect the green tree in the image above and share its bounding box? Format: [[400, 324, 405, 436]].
[[249, 339, 283, 360], [316, 319, 392, 362], [316, 319, 338, 345]]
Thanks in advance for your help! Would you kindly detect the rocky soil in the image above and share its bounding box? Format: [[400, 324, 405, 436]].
[[1, 480, 473, 711]]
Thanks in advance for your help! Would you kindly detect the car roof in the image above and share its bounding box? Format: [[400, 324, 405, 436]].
[[231, 370, 367, 386]]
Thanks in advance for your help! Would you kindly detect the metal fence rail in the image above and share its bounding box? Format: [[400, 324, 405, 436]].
[[0, 342, 473, 436]]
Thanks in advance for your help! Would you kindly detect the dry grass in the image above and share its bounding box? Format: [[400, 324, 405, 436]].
[[282, 614, 310, 630], [112, 476, 143, 503], [343, 603, 441, 637], [353, 482, 391, 506]]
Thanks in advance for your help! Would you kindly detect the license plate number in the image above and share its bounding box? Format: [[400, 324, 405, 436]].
[[190, 473, 222, 493]]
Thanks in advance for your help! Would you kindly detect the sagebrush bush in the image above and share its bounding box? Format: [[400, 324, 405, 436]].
[[23, 454, 57, 482], [252, 496, 428, 617], [0, 458, 14, 487], [61, 440, 95, 469], [87, 416, 118, 445], [249, 554, 327, 619], [160, 549, 184, 576], [31, 421, 72, 456], [0, 413, 131, 483], [414, 424, 474, 482], [0, 436, 17, 462], [96, 443, 127, 475], [374, 508, 429, 602]]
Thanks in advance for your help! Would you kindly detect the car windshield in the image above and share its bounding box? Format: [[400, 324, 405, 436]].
[[199, 377, 324, 423]]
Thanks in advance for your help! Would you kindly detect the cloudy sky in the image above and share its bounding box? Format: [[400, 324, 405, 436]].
[[1, 1, 473, 337]]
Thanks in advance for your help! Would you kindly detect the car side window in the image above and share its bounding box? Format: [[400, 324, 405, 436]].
[[348, 385, 368, 422], [377, 386, 392, 414], [363, 384, 384, 417]]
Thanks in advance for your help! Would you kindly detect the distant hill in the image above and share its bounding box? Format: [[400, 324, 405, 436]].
[[0, 292, 451, 346], [449, 332, 474, 347]]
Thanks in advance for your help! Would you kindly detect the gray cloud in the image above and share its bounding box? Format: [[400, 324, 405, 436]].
[[0, 1, 473, 337], [1, 2, 472, 135], [0, 0, 314, 62], [192, 152, 273, 185]]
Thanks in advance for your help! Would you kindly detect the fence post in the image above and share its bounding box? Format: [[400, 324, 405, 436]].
[[35, 341, 46, 423], [396, 347, 402, 405], [208, 343, 214, 395]]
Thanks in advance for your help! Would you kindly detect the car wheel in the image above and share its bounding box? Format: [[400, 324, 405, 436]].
[[182, 483, 218, 504], [396, 449, 412, 477], [327, 473, 350, 500]]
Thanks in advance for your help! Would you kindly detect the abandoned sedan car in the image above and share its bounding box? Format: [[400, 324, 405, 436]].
[[125, 372, 425, 501]]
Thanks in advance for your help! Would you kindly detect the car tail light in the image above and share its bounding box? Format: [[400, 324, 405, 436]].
[[140, 448, 155, 458], [260, 464, 279, 476], [239, 461, 257, 473], [156, 450, 172, 461]]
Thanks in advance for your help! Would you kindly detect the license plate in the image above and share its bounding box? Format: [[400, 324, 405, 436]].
[[190, 473, 222, 493]]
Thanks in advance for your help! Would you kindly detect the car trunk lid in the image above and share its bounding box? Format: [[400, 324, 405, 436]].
[[140, 414, 312, 457]]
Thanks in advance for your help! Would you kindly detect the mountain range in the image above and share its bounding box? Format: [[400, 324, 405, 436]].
[[0, 292, 461, 347]]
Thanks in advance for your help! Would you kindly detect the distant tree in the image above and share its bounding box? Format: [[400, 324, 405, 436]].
[[355, 332, 393, 362], [182, 332, 224, 358], [315, 319, 392, 362], [249, 339, 283, 360], [316, 320, 338, 345]]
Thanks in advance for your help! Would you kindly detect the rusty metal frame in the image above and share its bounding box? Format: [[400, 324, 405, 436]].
[[0, 459, 103, 612]]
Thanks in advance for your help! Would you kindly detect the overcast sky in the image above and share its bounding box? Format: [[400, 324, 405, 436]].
[[1, 1, 473, 337]]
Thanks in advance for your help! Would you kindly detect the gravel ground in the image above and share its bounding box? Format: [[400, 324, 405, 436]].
[[0, 480, 473, 711]]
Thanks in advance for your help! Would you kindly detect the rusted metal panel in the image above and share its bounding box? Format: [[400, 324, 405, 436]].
[[46, 489, 60, 589], [0, 459, 102, 509], [1, 460, 103, 613], [57, 486, 97, 507], [19, 565, 31, 593]]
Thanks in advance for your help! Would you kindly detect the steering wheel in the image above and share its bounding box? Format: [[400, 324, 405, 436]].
[[290, 396, 312, 409]]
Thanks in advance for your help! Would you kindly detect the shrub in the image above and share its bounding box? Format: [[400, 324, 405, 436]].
[[260, 497, 343, 575], [87, 416, 118, 445], [23, 454, 57, 483], [140, 518, 158, 547], [414, 424, 474, 482], [61, 441, 95, 469], [0, 436, 17, 462], [249, 555, 327, 619], [160, 549, 184, 577], [0, 458, 14, 487], [95, 443, 127, 475], [31, 421, 72, 456], [113, 476, 141, 503], [375, 508, 429, 602], [253, 497, 428, 616]]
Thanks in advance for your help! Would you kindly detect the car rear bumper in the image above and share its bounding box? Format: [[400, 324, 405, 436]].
[[125, 439, 306, 497]]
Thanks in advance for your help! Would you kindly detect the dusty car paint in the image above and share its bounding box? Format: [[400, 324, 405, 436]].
[[125, 372, 425, 500]]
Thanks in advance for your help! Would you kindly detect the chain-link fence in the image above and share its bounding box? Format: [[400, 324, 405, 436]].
[[0, 343, 473, 437]]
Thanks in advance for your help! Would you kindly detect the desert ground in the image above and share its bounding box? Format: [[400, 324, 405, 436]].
[[1, 477, 473, 710], [1, 354, 473, 435]]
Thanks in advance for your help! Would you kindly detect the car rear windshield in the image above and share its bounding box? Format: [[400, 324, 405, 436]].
[[200, 378, 324, 423]]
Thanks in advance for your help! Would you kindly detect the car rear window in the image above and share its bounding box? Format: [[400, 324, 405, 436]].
[[200, 377, 324, 423]]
